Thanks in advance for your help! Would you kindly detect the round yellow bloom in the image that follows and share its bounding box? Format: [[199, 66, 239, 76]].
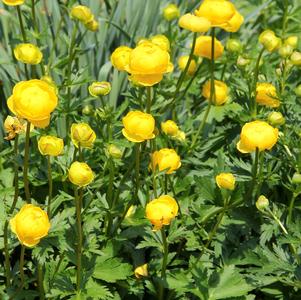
[[216, 173, 235, 190], [146, 195, 178, 230], [256, 83, 279, 108], [111, 46, 133, 71], [259, 30, 281, 52], [195, 0, 244, 32], [14, 44, 43, 65], [71, 123, 96, 148], [38, 136, 64, 156], [88, 81, 111, 97], [163, 3, 180, 21], [202, 80, 228, 105], [161, 120, 179, 136], [194, 36, 224, 59], [85, 18, 99, 32], [237, 121, 278, 153], [134, 264, 148, 278], [10, 204, 50, 247], [178, 55, 197, 76], [151, 148, 181, 174], [290, 51, 301, 66], [125, 42, 173, 86], [149, 35, 170, 52], [179, 14, 211, 33], [268, 112, 285, 126], [7, 80, 58, 128], [2, 0, 24, 5], [122, 111, 155, 143], [285, 36, 298, 49], [68, 161, 94, 187], [70, 5, 93, 24]]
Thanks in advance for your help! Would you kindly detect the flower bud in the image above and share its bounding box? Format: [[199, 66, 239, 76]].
[[259, 30, 281, 52], [295, 84, 301, 96], [151, 148, 181, 174], [256, 195, 269, 211], [278, 44, 293, 58], [85, 18, 99, 32], [285, 36, 298, 49], [68, 161, 94, 187], [88, 81, 111, 97], [134, 264, 148, 278], [10, 204, 50, 247], [71, 123, 96, 148], [215, 173, 235, 190], [292, 173, 301, 184], [163, 3, 180, 21], [161, 120, 179, 136], [268, 112, 285, 126], [226, 39, 242, 53], [237, 56, 250, 67], [38, 135, 64, 156], [107, 144, 123, 159], [14, 43, 43, 65], [82, 104, 93, 115], [70, 5, 93, 24], [290, 51, 301, 66], [172, 130, 186, 142], [178, 55, 197, 76]]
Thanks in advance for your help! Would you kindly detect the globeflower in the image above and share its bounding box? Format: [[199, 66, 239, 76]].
[[163, 3, 180, 21], [111, 46, 133, 71], [237, 121, 278, 153], [2, 0, 24, 5], [202, 80, 228, 105], [88, 81, 111, 97], [10, 204, 50, 247], [195, 0, 244, 32], [150, 35, 170, 52], [122, 111, 155, 143], [146, 195, 179, 230], [70, 5, 93, 24], [161, 120, 179, 136], [38, 136, 64, 156], [68, 161, 94, 187], [178, 13, 211, 33], [151, 148, 181, 174], [216, 173, 235, 190], [178, 56, 197, 76], [134, 264, 148, 278], [194, 36, 224, 59], [71, 123, 96, 148], [14, 43, 43, 65], [259, 30, 281, 52], [256, 83, 279, 108]]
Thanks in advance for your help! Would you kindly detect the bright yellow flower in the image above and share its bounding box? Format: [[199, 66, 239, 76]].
[[7, 80, 58, 128], [216, 173, 235, 190], [195, 0, 244, 32], [161, 120, 179, 136], [194, 36, 224, 59], [151, 148, 181, 174], [125, 42, 173, 86], [134, 264, 148, 278], [178, 55, 197, 76], [85, 18, 99, 31], [237, 121, 278, 153], [88, 81, 111, 97], [150, 35, 170, 52], [38, 136, 64, 156], [163, 3, 180, 21], [10, 204, 50, 247], [285, 36, 298, 49], [256, 83, 279, 108], [70, 5, 93, 24], [111, 46, 133, 71], [68, 161, 94, 187], [122, 111, 155, 143], [179, 13, 211, 32], [202, 80, 228, 105], [2, 0, 24, 5], [14, 44, 43, 65], [3, 116, 29, 140], [259, 30, 281, 52], [71, 123, 96, 148], [146, 195, 178, 230]]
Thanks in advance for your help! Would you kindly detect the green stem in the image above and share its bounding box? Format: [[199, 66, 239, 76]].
[[31, 0, 38, 33], [16, 6, 27, 42], [146, 86, 152, 113], [78, 144, 83, 162], [47, 156, 53, 218], [20, 245, 25, 289], [287, 193, 297, 224], [105, 159, 115, 236], [281, 0, 289, 40], [37, 263, 45, 300], [23, 122, 31, 203], [267, 208, 288, 234], [135, 144, 141, 200], [160, 228, 168, 277], [75, 188, 83, 292]]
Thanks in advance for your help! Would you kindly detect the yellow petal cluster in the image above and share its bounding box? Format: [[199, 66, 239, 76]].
[[88, 81, 111, 97], [111, 46, 133, 71], [178, 55, 197, 76], [4, 116, 29, 140], [161, 120, 179, 136], [256, 83, 279, 108], [259, 30, 281, 52], [14, 44, 43, 65], [68, 161, 94, 187], [149, 35, 170, 52], [146, 195, 179, 230], [134, 264, 148, 278], [151, 148, 181, 174], [237, 121, 278, 153], [10, 204, 50, 247], [2, 0, 24, 5], [163, 3, 180, 21], [71, 123, 96, 149], [179, 13, 211, 33], [70, 5, 99, 32], [216, 173, 235, 190], [38, 136, 64, 156], [202, 80, 228, 105], [194, 36, 224, 59]]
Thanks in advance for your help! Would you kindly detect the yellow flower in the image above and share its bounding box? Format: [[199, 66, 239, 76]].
[[259, 30, 281, 52], [125, 41, 173, 86], [7, 80, 58, 128], [10, 204, 50, 247], [195, 0, 244, 32], [134, 264, 148, 278], [172, 130, 186, 142], [268, 112, 285, 126], [150, 34, 170, 52], [256, 83, 279, 108], [163, 3, 180, 21], [216, 173, 235, 190], [85, 18, 99, 32], [70, 5, 93, 24], [202, 80, 228, 105], [107, 144, 123, 159], [111, 46, 133, 71], [122, 111, 155, 143], [285, 36, 298, 49], [151, 148, 181, 174], [237, 121, 278, 153], [88, 81, 111, 97], [178, 14, 211, 32], [146, 195, 178, 230], [14, 44, 43, 65], [290, 51, 301, 66], [71, 123, 96, 148], [68, 161, 94, 187], [178, 55, 197, 76], [38, 136, 64, 156], [194, 36, 224, 59], [2, 0, 24, 5], [161, 120, 179, 136], [3, 116, 29, 140]]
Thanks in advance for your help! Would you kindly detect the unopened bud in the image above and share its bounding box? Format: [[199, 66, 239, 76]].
[[256, 195, 269, 211], [290, 51, 301, 66], [292, 173, 301, 184], [89, 81, 111, 97], [268, 112, 285, 126], [226, 39, 242, 53]]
